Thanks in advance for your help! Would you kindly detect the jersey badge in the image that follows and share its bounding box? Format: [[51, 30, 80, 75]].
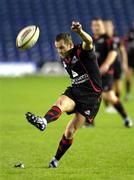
[[72, 56, 79, 64]]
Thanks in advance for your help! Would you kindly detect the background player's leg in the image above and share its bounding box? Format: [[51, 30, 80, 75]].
[[103, 90, 126, 118], [102, 90, 132, 127], [113, 59, 122, 98], [113, 79, 122, 98], [105, 79, 122, 114], [105, 60, 122, 113], [49, 112, 85, 168], [125, 67, 133, 101]]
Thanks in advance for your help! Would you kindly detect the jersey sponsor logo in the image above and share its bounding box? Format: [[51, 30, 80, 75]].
[[72, 56, 79, 64], [71, 73, 89, 84], [71, 70, 78, 77], [84, 110, 91, 116]]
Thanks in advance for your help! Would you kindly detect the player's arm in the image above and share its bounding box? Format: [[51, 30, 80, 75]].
[[100, 50, 117, 74], [71, 21, 93, 50], [100, 37, 118, 74]]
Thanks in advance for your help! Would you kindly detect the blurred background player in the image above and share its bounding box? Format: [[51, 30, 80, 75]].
[[25, 21, 102, 168], [104, 20, 128, 113], [90, 18, 132, 127], [124, 22, 134, 101]]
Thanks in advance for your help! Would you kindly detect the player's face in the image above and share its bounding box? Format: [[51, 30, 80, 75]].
[[55, 40, 73, 58], [104, 21, 114, 37], [91, 20, 105, 36]]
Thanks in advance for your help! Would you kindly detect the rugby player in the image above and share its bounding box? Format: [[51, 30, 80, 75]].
[[104, 20, 128, 113], [91, 18, 132, 127], [25, 21, 102, 168]]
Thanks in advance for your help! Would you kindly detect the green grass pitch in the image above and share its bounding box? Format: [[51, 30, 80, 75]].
[[0, 76, 134, 180]]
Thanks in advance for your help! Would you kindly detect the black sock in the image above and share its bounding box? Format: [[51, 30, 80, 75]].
[[126, 80, 130, 94], [113, 101, 127, 119], [55, 135, 73, 161], [44, 106, 61, 123]]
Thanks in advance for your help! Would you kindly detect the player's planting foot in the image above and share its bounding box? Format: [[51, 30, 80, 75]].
[[25, 112, 47, 131], [124, 117, 133, 128], [48, 157, 58, 168]]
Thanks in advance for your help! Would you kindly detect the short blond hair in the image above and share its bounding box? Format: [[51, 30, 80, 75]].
[[55, 33, 73, 45]]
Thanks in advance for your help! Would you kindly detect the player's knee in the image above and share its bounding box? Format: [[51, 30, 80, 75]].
[[54, 96, 75, 112]]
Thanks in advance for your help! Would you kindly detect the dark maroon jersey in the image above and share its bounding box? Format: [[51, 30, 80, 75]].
[[61, 44, 102, 94], [93, 34, 118, 68]]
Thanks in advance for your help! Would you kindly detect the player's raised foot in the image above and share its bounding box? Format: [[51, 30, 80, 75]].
[[25, 112, 47, 131], [124, 117, 133, 128], [48, 157, 58, 168]]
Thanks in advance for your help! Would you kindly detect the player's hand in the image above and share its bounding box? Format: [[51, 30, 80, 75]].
[[71, 21, 82, 33], [100, 64, 109, 74]]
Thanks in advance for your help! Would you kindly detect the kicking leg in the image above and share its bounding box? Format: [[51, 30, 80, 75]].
[[25, 95, 75, 131], [49, 112, 85, 168]]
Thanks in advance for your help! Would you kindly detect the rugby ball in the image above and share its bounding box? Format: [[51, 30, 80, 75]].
[[16, 25, 40, 50]]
